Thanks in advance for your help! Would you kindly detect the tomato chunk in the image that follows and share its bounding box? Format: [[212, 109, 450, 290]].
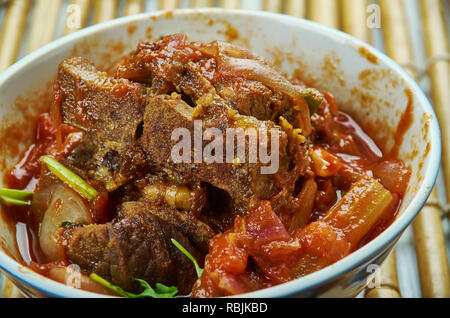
[[193, 201, 354, 297], [373, 159, 411, 195]]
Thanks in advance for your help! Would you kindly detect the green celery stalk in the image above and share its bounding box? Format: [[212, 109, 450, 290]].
[[0, 188, 33, 200], [301, 88, 324, 114], [0, 195, 30, 206], [39, 156, 98, 201]]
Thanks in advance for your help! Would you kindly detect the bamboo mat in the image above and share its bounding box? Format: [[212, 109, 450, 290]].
[[0, 0, 449, 298]]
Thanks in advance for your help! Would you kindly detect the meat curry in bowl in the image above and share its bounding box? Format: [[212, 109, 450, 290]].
[[0, 10, 439, 298]]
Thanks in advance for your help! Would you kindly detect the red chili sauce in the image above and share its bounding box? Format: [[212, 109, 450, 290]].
[[191, 92, 411, 297], [2, 113, 107, 273], [2, 89, 411, 295]]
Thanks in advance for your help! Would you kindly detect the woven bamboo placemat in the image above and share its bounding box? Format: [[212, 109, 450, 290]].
[[0, 0, 449, 298]]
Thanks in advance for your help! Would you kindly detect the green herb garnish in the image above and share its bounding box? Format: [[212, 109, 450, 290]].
[[0, 188, 33, 206], [171, 238, 203, 278], [61, 221, 81, 229], [0, 195, 30, 206], [89, 273, 178, 298], [0, 188, 33, 200], [39, 156, 98, 201], [301, 88, 324, 114]]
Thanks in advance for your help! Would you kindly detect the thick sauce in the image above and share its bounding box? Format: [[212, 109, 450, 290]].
[[3, 113, 82, 267], [191, 91, 411, 297], [1, 66, 411, 297]]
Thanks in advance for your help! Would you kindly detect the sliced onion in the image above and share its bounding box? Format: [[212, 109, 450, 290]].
[[39, 185, 92, 262], [217, 56, 302, 100], [198, 41, 303, 100]]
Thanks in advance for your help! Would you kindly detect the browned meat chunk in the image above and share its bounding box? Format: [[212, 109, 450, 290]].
[[30, 167, 62, 227], [119, 201, 215, 253], [115, 34, 312, 134], [55, 57, 147, 191], [52, 36, 311, 234], [64, 202, 205, 295], [215, 78, 289, 121], [39, 35, 321, 295], [141, 94, 291, 221]]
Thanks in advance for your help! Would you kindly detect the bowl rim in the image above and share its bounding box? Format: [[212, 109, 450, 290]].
[[0, 8, 441, 298]]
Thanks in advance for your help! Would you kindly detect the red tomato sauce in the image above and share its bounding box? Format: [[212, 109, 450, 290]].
[[2, 113, 84, 267], [2, 87, 411, 296], [192, 91, 411, 297]]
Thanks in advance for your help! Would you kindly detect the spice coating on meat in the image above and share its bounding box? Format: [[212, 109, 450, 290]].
[[120, 201, 215, 254], [141, 94, 289, 220], [64, 202, 204, 295], [54, 53, 309, 222], [55, 57, 147, 191], [49, 35, 314, 294], [115, 34, 312, 134]]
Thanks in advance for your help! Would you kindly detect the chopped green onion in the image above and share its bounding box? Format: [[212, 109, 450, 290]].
[[0, 188, 33, 201], [301, 88, 324, 115], [39, 156, 98, 201], [89, 273, 178, 298], [0, 195, 30, 206], [0, 188, 33, 206], [171, 238, 203, 278]]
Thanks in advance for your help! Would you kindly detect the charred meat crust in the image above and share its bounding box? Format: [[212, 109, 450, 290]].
[[49, 35, 313, 294], [56, 56, 307, 219], [141, 94, 286, 217], [64, 202, 204, 295], [115, 34, 308, 131], [120, 201, 214, 254], [56, 57, 147, 191]]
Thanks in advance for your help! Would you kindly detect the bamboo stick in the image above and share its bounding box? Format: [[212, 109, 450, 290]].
[[341, 0, 371, 44], [365, 287, 401, 298], [378, 0, 412, 67], [192, 0, 215, 8], [365, 253, 401, 298], [341, 0, 371, 43], [413, 192, 450, 298], [93, 0, 119, 24], [64, 0, 91, 35], [284, 0, 306, 18], [0, 0, 31, 72], [379, 0, 450, 299], [26, 0, 63, 54], [2, 279, 24, 298], [219, 0, 240, 9], [416, 0, 450, 298], [419, 0, 450, 206], [308, 0, 339, 29], [159, 0, 179, 10], [124, 0, 144, 16], [263, 0, 281, 13]]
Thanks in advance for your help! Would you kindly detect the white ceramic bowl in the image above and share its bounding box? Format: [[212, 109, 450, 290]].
[[0, 9, 441, 298]]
